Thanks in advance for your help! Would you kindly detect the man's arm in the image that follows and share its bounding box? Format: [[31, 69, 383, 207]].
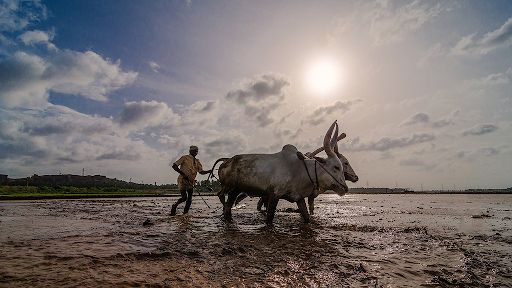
[[172, 163, 189, 181], [196, 160, 211, 175]]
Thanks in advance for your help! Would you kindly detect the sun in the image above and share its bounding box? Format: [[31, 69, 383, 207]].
[[306, 58, 342, 95]]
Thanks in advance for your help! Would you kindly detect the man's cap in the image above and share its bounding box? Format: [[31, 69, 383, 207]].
[[189, 145, 199, 151]]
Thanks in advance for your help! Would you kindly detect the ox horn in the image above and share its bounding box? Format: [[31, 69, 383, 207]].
[[306, 133, 346, 158], [330, 122, 339, 151], [323, 121, 337, 157]]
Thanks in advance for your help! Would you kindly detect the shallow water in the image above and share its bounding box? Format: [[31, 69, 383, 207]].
[[0, 194, 511, 287]]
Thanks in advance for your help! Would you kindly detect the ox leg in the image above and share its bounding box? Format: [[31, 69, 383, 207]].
[[297, 198, 310, 223], [257, 197, 265, 211], [307, 196, 315, 215], [218, 185, 231, 207], [224, 188, 240, 220], [265, 195, 279, 223]]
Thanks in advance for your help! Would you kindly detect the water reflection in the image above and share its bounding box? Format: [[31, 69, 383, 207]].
[[0, 194, 510, 287]]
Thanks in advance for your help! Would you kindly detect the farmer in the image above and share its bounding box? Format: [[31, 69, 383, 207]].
[[170, 145, 211, 216]]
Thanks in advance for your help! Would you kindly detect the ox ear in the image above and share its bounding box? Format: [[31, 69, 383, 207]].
[[314, 157, 327, 164], [296, 151, 306, 160]]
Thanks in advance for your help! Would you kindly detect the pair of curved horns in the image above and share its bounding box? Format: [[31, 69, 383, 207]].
[[308, 132, 346, 158]]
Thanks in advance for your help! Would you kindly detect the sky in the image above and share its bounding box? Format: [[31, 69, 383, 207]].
[[1, 0, 511, 190]]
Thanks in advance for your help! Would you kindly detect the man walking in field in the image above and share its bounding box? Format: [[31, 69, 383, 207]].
[[170, 145, 211, 216]]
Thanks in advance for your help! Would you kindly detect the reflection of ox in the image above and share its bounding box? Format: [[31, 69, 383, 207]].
[[253, 133, 359, 214], [216, 121, 347, 223]]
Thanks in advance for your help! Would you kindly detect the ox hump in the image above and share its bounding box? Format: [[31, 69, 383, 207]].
[[281, 144, 298, 154]]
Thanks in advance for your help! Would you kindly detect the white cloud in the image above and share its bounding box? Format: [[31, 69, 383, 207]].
[[461, 123, 498, 137], [341, 133, 435, 152], [116, 100, 180, 129], [368, 0, 445, 45], [302, 99, 362, 126], [0, 0, 46, 33], [203, 135, 248, 160], [399, 156, 438, 170], [417, 43, 445, 67], [460, 72, 510, 90], [18, 29, 56, 50], [225, 72, 290, 127], [400, 112, 429, 126], [0, 50, 138, 108], [148, 61, 160, 73], [452, 17, 512, 55]]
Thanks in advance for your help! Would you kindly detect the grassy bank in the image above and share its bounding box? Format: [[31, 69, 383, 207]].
[[0, 185, 181, 200]]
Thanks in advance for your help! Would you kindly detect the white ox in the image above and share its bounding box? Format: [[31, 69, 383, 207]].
[[303, 133, 359, 214], [216, 121, 348, 223], [253, 133, 359, 214]]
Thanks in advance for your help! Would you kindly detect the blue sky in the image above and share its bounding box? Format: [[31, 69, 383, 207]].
[[1, 0, 512, 190]]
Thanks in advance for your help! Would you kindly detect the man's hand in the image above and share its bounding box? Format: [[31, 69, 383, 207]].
[[199, 170, 212, 175]]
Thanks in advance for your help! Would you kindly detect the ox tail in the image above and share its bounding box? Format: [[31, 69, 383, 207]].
[[207, 158, 230, 180], [205, 158, 230, 195]]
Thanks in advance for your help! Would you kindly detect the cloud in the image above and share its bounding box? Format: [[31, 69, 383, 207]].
[[431, 118, 453, 128], [302, 99, 362, 126], [203, 135, 248, 159], [400, 112, 430, 126], [341, 133, 435, 152], [460, 72, 510, 90], [368, 0, 445, 45], [116, 100, 179, 129], [461, 123, 498, 136], [399, 156, 438, 170], [0, 104, 166, 167], [187, 100, 218, 113], [477, 147, 500, 156], [0, 0, 47, 33], [452, 17, 512, 55], [417, 43, 445, 67], [226, 73, 290, 104], [96, 149, 142, 161], [455, 144, 511, 160], [22, 118, 112, 137], [149, 61, 160, 73], [18, 29, 56, 50], [0, 50, 138, 108], [226, 72, 290, 127], [0, 114, 51, 160], [400, 110, 459, 129]]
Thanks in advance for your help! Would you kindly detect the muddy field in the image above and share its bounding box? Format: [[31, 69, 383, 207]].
[[1, 194, 511, 287]]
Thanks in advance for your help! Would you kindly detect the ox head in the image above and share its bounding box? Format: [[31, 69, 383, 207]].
[[334, 141, 359, 183], [316, 121, 348, 195]]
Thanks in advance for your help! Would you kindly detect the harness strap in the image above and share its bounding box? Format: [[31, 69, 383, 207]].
[[304, 154, 347, 189], [302, 159, 317, 190], [315, 159, 347, 188], [315, 160, 319, 188]]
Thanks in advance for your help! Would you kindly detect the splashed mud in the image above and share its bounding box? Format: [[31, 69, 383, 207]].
[[1, 194, 511, 287]]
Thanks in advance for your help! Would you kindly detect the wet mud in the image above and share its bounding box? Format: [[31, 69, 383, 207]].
[[1, 194, 511, 287]]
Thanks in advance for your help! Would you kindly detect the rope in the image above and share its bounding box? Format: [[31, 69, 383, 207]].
[[303, 155, 346, 190], [302, 159, 316, 189], [314, 159, 347, 188]]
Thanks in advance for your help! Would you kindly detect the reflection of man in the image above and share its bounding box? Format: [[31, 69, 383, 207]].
[[170, 145, 211, 216]]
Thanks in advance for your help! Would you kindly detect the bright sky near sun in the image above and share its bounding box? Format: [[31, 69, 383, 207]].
[[1, 0, 512, 190]]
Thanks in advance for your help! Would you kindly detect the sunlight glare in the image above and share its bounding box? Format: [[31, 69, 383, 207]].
[[306, 58, 342, 95]]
